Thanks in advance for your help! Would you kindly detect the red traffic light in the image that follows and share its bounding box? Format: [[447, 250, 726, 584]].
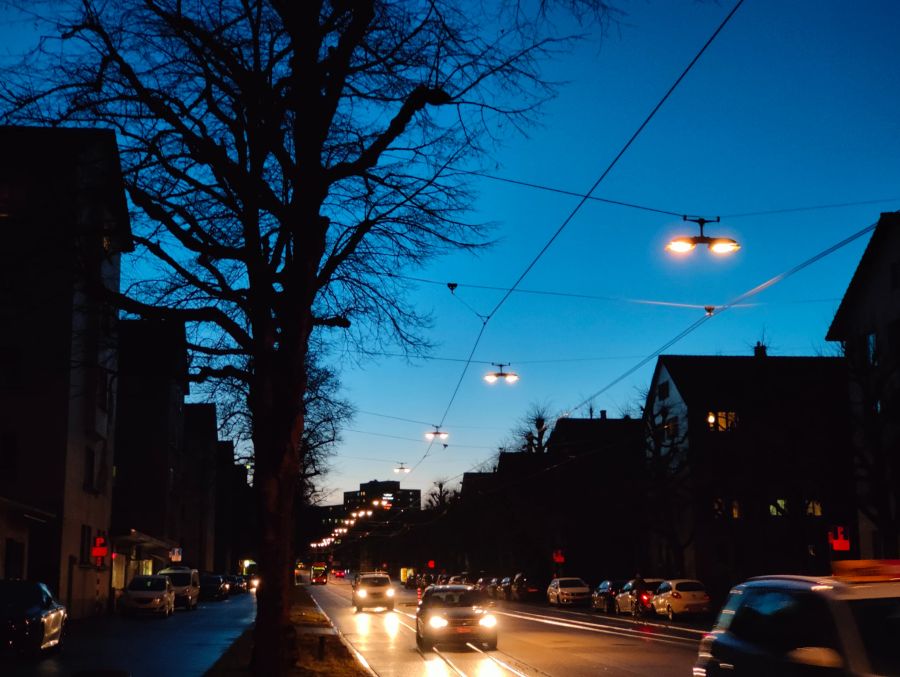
[[427, 559, 435, 569]]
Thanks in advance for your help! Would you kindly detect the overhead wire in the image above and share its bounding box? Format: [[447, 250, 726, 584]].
[[407, 0, 746, 475]]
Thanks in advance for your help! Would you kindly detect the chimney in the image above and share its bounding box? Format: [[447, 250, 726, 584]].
[[600, 409, 607, 420], [754, 341, 767, 358]]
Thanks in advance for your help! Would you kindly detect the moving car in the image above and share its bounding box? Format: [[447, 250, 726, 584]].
[[614, 577, 663, 616], [200, 574, 230, 600], [0, 580, 67, 654], [352, 573, 395, 611], [547, 577, 591, 606], [695, 568, 900, 676], [120, 575, 176, 617], [158, 566, 200, 609], [591, 579, 627, 613], [415, 585, 497, 651], [650, 578, 710, 621]]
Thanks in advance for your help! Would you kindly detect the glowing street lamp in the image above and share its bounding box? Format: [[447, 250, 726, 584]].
[[484, 363, 520, 384], [666, 216, 740, 255], [394, 462, 411, 474], [425, 426, 449, 441]]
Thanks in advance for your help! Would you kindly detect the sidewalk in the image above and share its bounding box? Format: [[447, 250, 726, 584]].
[[205, 585, 371, 676]]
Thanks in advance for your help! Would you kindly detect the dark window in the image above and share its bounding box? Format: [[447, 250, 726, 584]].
[[79, 525, 92, 564], [657, 380, 670, 400], [0, 432, 17, 480], [891, 261, 900, 291], [83, 447, 96, 493]]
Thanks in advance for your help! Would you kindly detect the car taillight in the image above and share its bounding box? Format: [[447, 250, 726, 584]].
[[671, 591, 681, 599], [641, 593, 650, 602]]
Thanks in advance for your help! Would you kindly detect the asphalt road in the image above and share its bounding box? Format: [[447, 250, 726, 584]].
[[0, 591, 256, 677], [309, 578, 703, 677]]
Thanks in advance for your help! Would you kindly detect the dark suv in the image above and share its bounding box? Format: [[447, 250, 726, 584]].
[[511, 573, 545, 602]]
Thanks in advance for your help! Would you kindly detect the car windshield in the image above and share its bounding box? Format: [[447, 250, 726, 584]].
[[429, 590, 488, 607], [361, 576, 390, 587], [0, 581, 42, 608], [128, 577, 166, 591], [165, 573, 192, 586], [559, 579, 587, 588], [848, 597, 900, 674], [676, 581, 706, 592]]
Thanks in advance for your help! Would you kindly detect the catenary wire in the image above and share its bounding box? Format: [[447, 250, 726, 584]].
[[411, 0, 746, 476]]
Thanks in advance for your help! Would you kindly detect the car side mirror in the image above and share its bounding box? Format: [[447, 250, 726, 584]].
[[786, 647, 844, 669]]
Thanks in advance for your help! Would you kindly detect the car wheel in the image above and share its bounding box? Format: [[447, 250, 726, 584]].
[[614, 600, 621, 615], [485, 637, 497, 651], [356, 605, 362, 613], [667, 605, 676, 622], [605, 599, 613, 614]]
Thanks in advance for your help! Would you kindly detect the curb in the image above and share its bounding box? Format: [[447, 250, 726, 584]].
[[309, 596, 379, 677]]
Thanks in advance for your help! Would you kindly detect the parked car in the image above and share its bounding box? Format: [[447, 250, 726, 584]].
[[511, 573, 546, 602], [497, 576, 513, 600], [200, 574, 230, 601], [474, 575, 495, 594], [486, 576, 502, 598], [225, 574, 246, 594], [695, 570, 900, 676], [352, 573, 395, 612], [120, 575, 176, 617], [591, 579, 627, 613], [415, 585, 497, 651], [614, 578, 663, 616], [547, 577, 592, 606], [158, 566, 200, 609], [651, 579, 711, 621], [0, 580, 67, 654]]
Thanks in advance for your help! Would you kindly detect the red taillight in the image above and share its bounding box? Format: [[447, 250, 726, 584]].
[[671, 591, 682, 599], [641, 593, 650, 602]]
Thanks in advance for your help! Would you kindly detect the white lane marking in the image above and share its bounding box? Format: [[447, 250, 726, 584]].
[[466, 643, 532, 677], [544, 607, 708, 636], [493, 609, 699, 647]]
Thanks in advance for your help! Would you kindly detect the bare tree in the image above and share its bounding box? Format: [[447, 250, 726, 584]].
[[1, 0, 613, 671], [424, 478, 458, 511], [513, 401, 555, 453]]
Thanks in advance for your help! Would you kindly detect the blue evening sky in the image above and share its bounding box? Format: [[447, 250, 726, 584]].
[[2, 1, 899, 507]]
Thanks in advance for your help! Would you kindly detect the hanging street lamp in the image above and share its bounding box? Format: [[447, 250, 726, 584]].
[[666, 216, 740, 255], [484, 363, 520, 384]]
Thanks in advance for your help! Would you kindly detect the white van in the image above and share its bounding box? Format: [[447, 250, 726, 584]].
[[158, 566, 200, 610]]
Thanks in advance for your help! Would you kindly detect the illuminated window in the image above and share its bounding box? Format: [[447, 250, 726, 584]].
[[732, 500, 742, 519], [707, 411, 738, 432], [805, 500, 823, 517], [769, 499, 786, 517]]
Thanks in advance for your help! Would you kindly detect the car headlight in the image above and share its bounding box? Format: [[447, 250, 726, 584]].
[[357, 589, 367, 598], [429, 615, 449, 629], [386, 588, 395, 597], [479, 614, 497, 628]]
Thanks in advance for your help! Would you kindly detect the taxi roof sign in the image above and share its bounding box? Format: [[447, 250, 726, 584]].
[[831, 559, 900, 582]]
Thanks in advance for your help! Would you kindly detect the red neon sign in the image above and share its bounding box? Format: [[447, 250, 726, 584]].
[[828, 526, 851, 552]]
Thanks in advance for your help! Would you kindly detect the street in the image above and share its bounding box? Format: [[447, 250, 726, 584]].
[[0, 592, 255, 677], [309, 578, 702, 677]]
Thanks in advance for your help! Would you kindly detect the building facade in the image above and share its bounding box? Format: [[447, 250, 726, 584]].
[[0, 126, 131, 618]]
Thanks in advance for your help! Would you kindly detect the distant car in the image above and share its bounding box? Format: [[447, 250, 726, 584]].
[[651, 579, 711, 621], [511, 573, 546, 602], [486, 576, 502, 598], [333, 570, 346, 579], [474, 575, 495, 594], [200, 574, 230, 601], [591, 579, 627, 613], [247, 574, 261, 591], [0, 580, 67, 654], [158, 566, 200, 609], [120, 575, 176, 617], [547, 577, 591, 606], [310, 566, 327, 585], [352, 573, 395, 612], [415, 585, 497, 651], [447, 575, 466, 585], [614, 578, 663, 617], [695, 571, 900, 676]]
